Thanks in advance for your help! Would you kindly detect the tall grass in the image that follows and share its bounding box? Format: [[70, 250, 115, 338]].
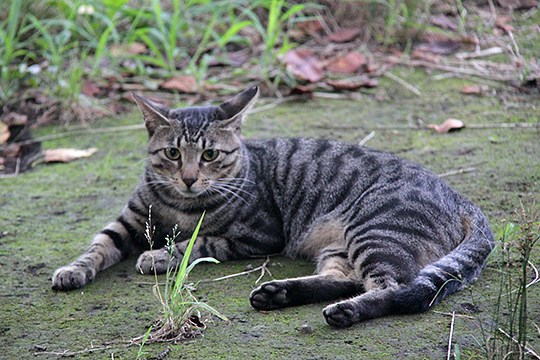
[[132, 209, 227, 349], [476, 199, 539, 359]]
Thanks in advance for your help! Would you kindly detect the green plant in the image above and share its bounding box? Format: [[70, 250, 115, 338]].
[[134, 209, 227, 348], [477, 200, 539, 359]]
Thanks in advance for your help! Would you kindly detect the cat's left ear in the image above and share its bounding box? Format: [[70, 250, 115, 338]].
[[132, 93, 171, 137], [216, 85, 259, 131]]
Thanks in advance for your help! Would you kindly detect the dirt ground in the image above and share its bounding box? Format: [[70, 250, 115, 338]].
[[1, 66, 539, 359]]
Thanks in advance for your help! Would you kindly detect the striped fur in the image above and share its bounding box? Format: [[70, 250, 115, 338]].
[[52, 86, 494, 327]]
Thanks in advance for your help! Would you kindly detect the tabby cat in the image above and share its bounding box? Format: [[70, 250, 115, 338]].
[[52, 86, 494, 327]]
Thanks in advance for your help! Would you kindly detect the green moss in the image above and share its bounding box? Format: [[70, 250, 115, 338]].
[[1, 66, 538, 359]]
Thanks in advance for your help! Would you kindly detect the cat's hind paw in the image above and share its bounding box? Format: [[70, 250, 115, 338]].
[[136, 249, 175, 275], [250, 281, 289, 310], [323, 301, 359, 328], [51, 265, 95, 291]]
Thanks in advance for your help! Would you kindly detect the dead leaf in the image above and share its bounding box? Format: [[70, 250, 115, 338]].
[[496, 0, 538, 9], [461, 85, 488, 95], [326, 52, 366, 74], [43, 148, 98, 163], [327, 28, 361, 43], [0, 122, 10, 145], [326, 76, 378, 90], [295, 19, 323, 37], [414, 40, 461, 55], [495, 16, 514, 33], [110, 42, 147, 57], [160, 76, 198, 93], [427, 118, 465, 133], [430, 15, 458, 32], [283, 49, 324, 83], [1, 112, 28, 126], [82, 80, 101, 97]]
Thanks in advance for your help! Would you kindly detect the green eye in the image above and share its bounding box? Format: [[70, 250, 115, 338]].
[[164, 148, 181, 160], [202, 149, 219, 162]]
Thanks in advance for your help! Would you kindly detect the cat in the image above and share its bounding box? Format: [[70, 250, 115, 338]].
[[52, 86, 494, 327]]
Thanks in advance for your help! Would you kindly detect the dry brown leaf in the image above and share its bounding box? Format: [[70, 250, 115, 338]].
[[495, 16, 514, 33], [110, 42, 147, 57], [82, 80, 101, 97], [326, 77, 378, 91], [0, 122, 10, 145], [430, 15, 458, 32], [497, 0, 538, 9], [326, 52, 366, 74], [414, 40, 461, 55], [43, 148, 98, 163], [462, 85, 488, 95], [327, 28, 361, 43], [160, 76, 198, 93], [283, 49, 324, 83], [428, 118, 465, 133]]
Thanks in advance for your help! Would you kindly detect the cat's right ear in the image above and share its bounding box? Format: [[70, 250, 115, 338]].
[[132, 93, 171, 137]]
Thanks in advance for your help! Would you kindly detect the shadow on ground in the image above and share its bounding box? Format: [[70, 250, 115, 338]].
[[1, 67, 538, 359]]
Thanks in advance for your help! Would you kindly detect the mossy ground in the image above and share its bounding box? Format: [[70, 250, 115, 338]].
[[1, 67, 538, 359]]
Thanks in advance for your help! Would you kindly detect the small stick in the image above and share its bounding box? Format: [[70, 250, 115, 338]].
[[205, 257, 272, 283], [434, 311, 475, 320], [498, 328, 540, 359], [33, 345, 112, 357], [358, 131, 376, 146], [438, 167, 476, 178], [384, 72, 422, 96], [447, 311, 456, 360]]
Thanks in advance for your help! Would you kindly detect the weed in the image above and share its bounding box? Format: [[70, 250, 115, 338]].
[[477, 198, 539, 359], [132, 208, 227, 350]]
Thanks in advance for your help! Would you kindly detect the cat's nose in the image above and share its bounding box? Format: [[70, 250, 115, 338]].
[[182, 177, 197, 188]]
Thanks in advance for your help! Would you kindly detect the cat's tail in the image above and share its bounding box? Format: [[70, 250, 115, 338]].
[[391, 211, 495, 315]]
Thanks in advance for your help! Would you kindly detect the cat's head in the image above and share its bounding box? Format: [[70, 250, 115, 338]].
[[133, 86, 258, 198]]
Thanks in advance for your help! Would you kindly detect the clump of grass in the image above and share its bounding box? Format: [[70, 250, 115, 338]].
[[132, 208, 227, 348], [479, 198, 539, 359]]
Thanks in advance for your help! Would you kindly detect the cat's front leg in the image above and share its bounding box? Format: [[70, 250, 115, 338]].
[[136, 235, 239, 275], [52, 210, 141, 290]]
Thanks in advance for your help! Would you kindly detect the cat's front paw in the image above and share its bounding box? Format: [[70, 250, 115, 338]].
[[51, 265, 95, 291], [136, 249, 176, 275], [250, 281, 289, 310], [323, 301, 358, 328]]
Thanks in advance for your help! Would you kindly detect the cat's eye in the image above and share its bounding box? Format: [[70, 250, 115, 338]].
[[202, 149, 219, 162], [164, 147, 181, 160]]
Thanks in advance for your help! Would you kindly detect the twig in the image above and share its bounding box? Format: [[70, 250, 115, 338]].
[[434, 311, 475, 320], [314, 122, 539, 131], [249, 96, 304, 114], [358, 131, 376, 146], [526, 260, 539, 288], [438, 167, 476, 178], [456, 47, 504, 60], [384, 71, 422, 96], [447, 311, 456, 360], [204, 257, 272, 284], [33, 345, 112, 357], [498, 328, 540, 359]]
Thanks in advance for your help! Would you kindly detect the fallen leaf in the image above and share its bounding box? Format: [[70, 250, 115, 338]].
[[496, 0, 538, 9], [0, 122, 10, 145], [43, 148, 98, 163], [326, 76, 378, 90], [283, 49, 324, 83], [327, 28, 361, 43], [110, 42, 147, 57], [495, 16, 514, 33], [461, 85, 488, 95], [414, 40, 461, 55], [160, 76, 198, 93], [1, 112, 28, 126], [82, 80, 101, 97], [427, 118, 465, 133], [295, 19, 323, 37], [326, 52, 366, 74], [430, 14, 458, 32]]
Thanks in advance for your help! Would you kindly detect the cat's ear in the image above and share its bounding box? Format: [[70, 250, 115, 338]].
[[216, 85, 259, 130], [132, 93, 171, 137]]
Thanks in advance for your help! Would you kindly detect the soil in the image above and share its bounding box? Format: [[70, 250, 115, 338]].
[[0, 66, 538, 359]]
